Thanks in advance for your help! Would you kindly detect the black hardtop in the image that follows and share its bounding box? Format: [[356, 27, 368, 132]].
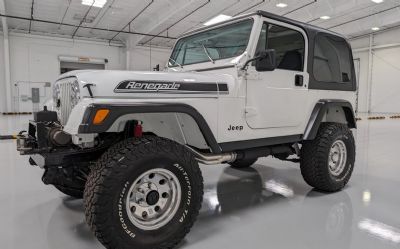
[[255, 10, 346, 39], [183, 10, 346, 40]]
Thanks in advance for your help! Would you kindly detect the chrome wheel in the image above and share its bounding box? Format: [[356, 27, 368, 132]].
[[126, 168, 181, 230], [328, 140, 347, 176]]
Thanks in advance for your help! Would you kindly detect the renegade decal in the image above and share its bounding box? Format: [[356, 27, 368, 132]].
[[114, 80, 229, 94]]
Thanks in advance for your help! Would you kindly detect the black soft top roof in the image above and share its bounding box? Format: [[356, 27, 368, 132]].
[[183, 10, 346, 40]]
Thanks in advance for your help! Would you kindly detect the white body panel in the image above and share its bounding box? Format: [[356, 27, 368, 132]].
[[56, 14, 356, 150]]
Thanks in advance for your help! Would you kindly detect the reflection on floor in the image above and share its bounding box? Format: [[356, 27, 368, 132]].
[[1, 115, 400, 249]]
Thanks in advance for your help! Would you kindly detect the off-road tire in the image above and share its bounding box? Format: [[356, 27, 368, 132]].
[[229, 158, 258, 169], [300, 123, 355, 192], [84, 136, 203, 249]]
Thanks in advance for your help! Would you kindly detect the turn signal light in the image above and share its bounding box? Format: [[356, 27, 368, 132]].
[[93, 109, 110, 125]]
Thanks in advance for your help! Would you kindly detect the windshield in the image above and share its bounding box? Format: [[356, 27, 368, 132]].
[[169, 19, 254, 67]]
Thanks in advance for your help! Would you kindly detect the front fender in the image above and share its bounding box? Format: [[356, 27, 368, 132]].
[[77, 103, 222, 153]]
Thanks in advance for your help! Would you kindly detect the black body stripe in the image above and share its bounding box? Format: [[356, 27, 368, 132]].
[[114, 80, 229, 94]]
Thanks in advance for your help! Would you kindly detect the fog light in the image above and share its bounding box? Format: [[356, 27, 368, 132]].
[[93, 109, 110, 124]]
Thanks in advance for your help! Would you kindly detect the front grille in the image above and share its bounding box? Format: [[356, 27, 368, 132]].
[[54, 77, 79, 126]]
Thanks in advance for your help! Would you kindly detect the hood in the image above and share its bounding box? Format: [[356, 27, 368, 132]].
[[58, 70, 237, 98]]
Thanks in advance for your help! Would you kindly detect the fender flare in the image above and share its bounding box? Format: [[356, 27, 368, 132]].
[[78, 103, 222, 153], [303, 99, 357, 140]]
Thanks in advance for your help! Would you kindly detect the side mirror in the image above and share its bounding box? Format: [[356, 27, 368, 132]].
[[255, 49, 276, 71], [241, 49, 276, 71]]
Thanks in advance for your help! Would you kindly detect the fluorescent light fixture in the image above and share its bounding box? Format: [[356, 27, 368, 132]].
[[371, 27, 380, 31], [204, 14, 232, 26], [320, 15, 331, 20], [276, 3, 288, 8], [82, 0, 107, 8], [371, 0, 384, 3]]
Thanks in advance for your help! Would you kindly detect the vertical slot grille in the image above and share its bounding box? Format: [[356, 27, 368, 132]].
[[55, 78, 77, 125]]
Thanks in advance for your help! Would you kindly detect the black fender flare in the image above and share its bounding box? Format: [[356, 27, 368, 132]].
[[303, 100, 357, 140], [78, 103, 222, 153]]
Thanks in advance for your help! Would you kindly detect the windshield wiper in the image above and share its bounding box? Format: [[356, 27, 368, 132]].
[[168, 58, 183, 68], [202, 44, 215, 64]]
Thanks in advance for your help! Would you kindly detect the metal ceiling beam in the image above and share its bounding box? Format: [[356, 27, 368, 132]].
[[141, 0, 210, 46], [282, 0, 317, 17], [234, 0, 265, 16], [71, 2, 95, 38], [109, 0, 154, 43], [177, 0, 241, 38], [28, 0, 34, 33], [87, 0, 116, 33], [307, 3, 380, 24], [58, 0, 71, 29], [0, 13, 177, 40], [327, 4, 400, 30], [349, 22, 400, 40]]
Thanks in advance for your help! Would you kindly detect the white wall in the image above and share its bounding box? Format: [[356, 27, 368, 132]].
[[0, 32, 172, 112], [351, 27, 400, 113], [128, 45, 171, 71], [1, 34, 126, 112], [0, 35, 6, 112]]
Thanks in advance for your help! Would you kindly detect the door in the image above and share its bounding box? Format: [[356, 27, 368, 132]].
[[246, 20, 309, 129]]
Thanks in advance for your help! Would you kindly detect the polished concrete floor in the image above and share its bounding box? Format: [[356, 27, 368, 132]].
[[1, 115, 400, 249]]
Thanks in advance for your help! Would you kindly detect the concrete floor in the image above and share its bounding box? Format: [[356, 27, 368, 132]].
[[1, 115, 400, 249]]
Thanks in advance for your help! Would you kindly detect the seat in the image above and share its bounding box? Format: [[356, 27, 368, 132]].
[[278, 50, 303, 71]]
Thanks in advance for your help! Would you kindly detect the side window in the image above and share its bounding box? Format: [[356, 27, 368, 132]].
[[255, 22, 305, 71], [313, 35, 353, 83]]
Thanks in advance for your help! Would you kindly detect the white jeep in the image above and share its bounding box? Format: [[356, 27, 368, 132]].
[[17, 11, 357, 249]]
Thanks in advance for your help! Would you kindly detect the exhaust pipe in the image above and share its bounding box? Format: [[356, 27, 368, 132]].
[[186, 144, 295, 165], [185, 146, 237, 165]]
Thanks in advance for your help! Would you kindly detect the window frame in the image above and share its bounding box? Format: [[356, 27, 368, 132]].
[[308, 32, 356, 91], [254, 21, 306, 72], [251, 17, 308, 73], [169, 18, 255, 67]]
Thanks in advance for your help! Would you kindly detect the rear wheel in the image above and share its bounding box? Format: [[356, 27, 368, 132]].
[[84, 136, 203, 249], [229, 157, 258, 169], [300, 123, 355, 192]]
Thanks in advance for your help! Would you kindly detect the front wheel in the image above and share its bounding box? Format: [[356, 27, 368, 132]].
[[84, 136, 203, 249], [300, 123, 355, 192]]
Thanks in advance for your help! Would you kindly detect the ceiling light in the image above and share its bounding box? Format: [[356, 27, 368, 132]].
[[371, 0, 384, 3], [320, 16, 331, 20], [82, 0, 107, 8], [276, 3, 288, 8], [371, 27, 380, 31], [204, 14, 232, 26]]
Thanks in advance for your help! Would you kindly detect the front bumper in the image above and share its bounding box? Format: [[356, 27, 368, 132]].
[[16, 119, 113, 168], [17, 120, 52, 155]]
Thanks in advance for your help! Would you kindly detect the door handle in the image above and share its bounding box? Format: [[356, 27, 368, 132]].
[[295, 75, 304, 86]]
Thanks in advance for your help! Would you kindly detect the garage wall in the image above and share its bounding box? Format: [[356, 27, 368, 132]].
[[0, 35, 6, 112], [3, 34, 126, 112], [351, 27, 400, 113], [128, 46, 171, 71]]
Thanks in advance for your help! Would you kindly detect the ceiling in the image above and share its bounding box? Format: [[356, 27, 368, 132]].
[[1, 0, 400, 48]]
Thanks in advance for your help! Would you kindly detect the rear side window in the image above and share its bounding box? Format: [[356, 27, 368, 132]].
[[313, 34, 353, 83]]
